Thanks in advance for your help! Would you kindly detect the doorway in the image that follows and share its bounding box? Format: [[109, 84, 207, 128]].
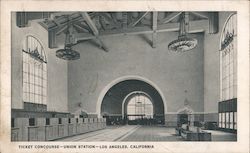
[[100, 79, 165, 125], [126, 93, 153, 125]]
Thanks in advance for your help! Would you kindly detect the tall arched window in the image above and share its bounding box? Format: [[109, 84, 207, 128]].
[[219, 13, 237, 130], [127, 94, 153, 120], [220, 13, 237, 101], [22, 35, 47, 105]]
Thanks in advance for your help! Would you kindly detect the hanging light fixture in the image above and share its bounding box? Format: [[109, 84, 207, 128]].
[[168, 12, 197, 52], [56, 22, 80, 60], [56, 45, 80, 60]]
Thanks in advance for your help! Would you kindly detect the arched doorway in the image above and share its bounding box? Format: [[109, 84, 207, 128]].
[[122, 91, 154, 117], [99, 78, 165, 125], [124, 92, 154, 125]]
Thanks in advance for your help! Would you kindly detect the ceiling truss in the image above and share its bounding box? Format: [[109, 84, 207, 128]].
[[16, 11, 219, 50]]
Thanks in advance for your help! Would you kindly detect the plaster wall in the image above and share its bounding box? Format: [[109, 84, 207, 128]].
[[11, 13, 68, 112], [203, 12, 235, 113], [68, 32, 205, 115]]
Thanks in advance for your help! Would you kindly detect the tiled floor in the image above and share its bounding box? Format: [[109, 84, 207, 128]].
[[57, 125, 236, 141], [203, 129, 237, 141], [121, 126, 183, 141], [60, 125, 140, 141]]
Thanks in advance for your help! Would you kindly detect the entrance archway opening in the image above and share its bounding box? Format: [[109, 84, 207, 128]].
[[125, 92, 154, 125], [100, 79, 165, 126]]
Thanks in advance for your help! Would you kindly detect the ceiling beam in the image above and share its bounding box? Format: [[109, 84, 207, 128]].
[[99, 15, 108, 30], [129, 12, 149, 27], [81, 12, 99, 35], [122, 12, 128, 29], [53, 16, 77, 36], [46, 15, 84, 30], [73, 23, 90, 33], [161, 12, 182, 24], [75, 19, 207, 42], [52, 16, 83, 35], [110, 13, 121, 28], [39, 20, 49, 30], [152, 12, 158, 48], [191, 12, 209, 19], [101, 13, 120, 28], [55, 26, 68, 35], [53, 19, 63, 27], [50, 12, 78, 19], [81, 12, 108, 52]]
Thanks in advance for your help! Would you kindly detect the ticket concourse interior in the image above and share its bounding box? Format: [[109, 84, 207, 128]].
[[11, 11, 237, 141]]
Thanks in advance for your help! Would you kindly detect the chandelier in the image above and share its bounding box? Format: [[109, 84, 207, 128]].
[[56, 45, 80, 60], [168, 12, 197, 52], [56, 23, 80, 60]]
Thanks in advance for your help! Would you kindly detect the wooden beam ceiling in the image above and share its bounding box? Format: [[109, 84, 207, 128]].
[[129, 12, 149, 27], [73, 23, 91, 33], [190, 12, 209, 19], [122, 12, 128, 29], [16, 12, 218, 49], [160, 12, 182, 24], [46, 15, 83, 31], [50, 12, 78, 19], [74, 19, 207, 42], [101, 13, 120, 28], [81, 12, 108, 52]]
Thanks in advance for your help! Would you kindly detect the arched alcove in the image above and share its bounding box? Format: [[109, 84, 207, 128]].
[[177, 106, 194, 126]]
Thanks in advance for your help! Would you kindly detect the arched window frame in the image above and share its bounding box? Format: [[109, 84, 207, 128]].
[[218, 13, 237, 130], [127, 94, 153, 120], [220, 13, 237, 101], [22, 35, 47, 105]]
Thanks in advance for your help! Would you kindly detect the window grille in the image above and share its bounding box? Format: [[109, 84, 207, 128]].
[[22, 35, 47, 105]]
